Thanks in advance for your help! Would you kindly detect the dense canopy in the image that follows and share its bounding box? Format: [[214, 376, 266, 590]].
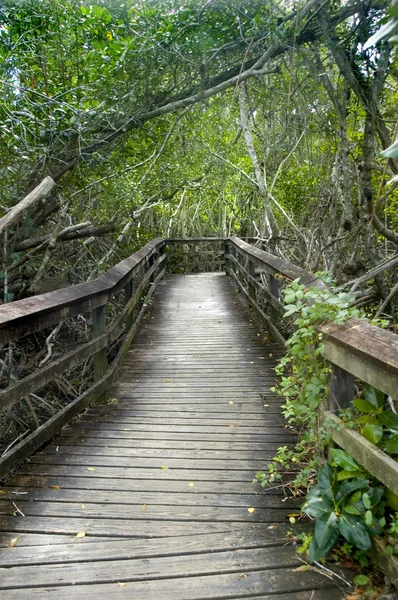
[[0, 0, 397, 312]]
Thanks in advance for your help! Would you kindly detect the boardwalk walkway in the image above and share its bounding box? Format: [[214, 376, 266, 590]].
[[0, 274, 348, 598]]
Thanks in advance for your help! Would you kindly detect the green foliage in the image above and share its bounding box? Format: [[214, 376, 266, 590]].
[[301, 454, 386, 561], [255, 279, 364, 490]]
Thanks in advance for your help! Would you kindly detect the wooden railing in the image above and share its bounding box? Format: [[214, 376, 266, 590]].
[[0, 238, 166, 478], [222, 236, 398, 584]]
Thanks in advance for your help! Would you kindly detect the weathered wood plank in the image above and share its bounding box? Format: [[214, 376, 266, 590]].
[[0, 569, 348, 599]]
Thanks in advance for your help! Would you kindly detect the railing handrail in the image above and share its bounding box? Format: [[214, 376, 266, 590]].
[[0, 237, 165, 344]]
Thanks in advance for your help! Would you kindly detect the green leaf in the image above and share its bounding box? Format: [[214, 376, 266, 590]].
[[337, 469, 363, 481], [302, 493, 334, 519], [338, 513, 371, 550], [344, 504, 361, 515], [316, 461, 336, 500], [309, 518, 340, 563], [331, 449, 361, 471], [379, 411, 398, 434], [383, 438, 398, 454], [336, 477, 369, 505], [365, 510, 373, 526], [314, 511, 338, 550], [353, 399, 376, 413], [362, 420, 383, 445], [362, 493, 371, 509], [353, 574, 369, 586], [363, 384, 385, 410]]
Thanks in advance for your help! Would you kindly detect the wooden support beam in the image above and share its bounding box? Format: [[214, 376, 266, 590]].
[[328, 364, 355, 412], [92, 305, 107, 404]]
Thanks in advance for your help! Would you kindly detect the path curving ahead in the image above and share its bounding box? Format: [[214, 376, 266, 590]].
[[0, 274, 348, 598]]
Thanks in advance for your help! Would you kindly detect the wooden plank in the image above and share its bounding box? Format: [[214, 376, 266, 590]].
[[0, 546, 303, 588], [0, 487, 298, 508], [0, 569, 348, 599], [0, 500, 293, 523], [14, 464, 289, 482], [0, 529, 295, 567], [4, 475, 288, 495]]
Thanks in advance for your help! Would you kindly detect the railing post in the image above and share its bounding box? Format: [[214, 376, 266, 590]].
[[92, 304, 108, 403], [328, 364, 355, 413], [269, 273, 279, 324], [248, 259, 256, 304], [222, 239, 229, 274], [148, 252, 155, 284], [124, 279, 134, 331]]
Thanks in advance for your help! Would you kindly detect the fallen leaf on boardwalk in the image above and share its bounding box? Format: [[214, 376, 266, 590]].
[[248, 507, 255, 514], [8, 538, 18, 548], [189, 482, 194, 487], [0, 490, 5, 495], [229, 424, 239, 428], [228, 401, 234, 405], [345, 594, 363, 600], [292, 565, 309, 572], [76, 531, 86, 539], [250, 361, 254, 364], [237, 573, 246, 580], [289, 517, 296, 524], [87, 467, 96, 471], [263, 404, 269, 407], [51, 485, 61, 490], [82, 505, 85, 509], [288, 513, 301, 518], [267, 525, 275, 530], [117, 582, 126, 588], [164, 379, 171, 382], [263, 337, 268, 342], [269, 353, 273, 357], [142, 504, 147, 510], [160, 465, 169, 470], [123, 429, 131, 431]]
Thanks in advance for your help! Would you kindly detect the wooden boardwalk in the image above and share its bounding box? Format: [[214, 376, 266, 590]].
[[0, 274, 348, 598]]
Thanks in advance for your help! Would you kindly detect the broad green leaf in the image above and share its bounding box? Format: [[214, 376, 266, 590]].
[[386, 488, 398, 511], [363, 384, 385, 409], [314, 511, 338, 549], [338, 513, 371, 550], [331, 449, 361, 471], [344, 504, 361, 515], [352, 399, 376, 413], [361, 420, 383, 445], [309, 519, 339, 563], [364, 487, 383, 508], [337, 469, 363, 481], [336, 477, 368, 505], [353, 574, 369, 586], [383, 438, 398, 454], [301, 493, 334, 519], [365, 510, 373, 526], [315, 461, 336, 500], [379, 411, 398, 434]]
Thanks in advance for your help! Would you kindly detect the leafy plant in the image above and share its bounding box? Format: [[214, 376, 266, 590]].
[[352, 383, 398, 451], [302, 453, 384, 562]]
